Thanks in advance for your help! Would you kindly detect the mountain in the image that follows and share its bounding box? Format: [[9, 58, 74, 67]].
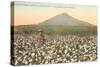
[[39, 13, 93, 26]]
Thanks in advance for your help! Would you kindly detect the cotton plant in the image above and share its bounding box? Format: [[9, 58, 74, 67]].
[[12, 34, 97, 65]]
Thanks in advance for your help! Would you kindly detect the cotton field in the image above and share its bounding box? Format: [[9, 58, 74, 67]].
[[11, 34, 97, 65]]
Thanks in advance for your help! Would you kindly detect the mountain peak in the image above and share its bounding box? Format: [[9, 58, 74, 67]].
[[39, 13, 93, 26], [57, 13, 70, 17], [60, 13, 67, 15]]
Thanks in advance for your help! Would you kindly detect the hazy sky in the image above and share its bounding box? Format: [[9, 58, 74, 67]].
[[12, 2, 97, 26]]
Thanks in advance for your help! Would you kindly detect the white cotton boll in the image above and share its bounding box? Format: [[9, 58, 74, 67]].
[[24, 61, 28, 64], [50, 50, 53, 54], [25, 46, 28, 50], [15, 60, 18, 65], [84, 44, 87, 48], [31, 53, 35, 57], [67, 53, 70, 56], [14, 55, 17, 58], [45, 61, 48, 64], [57, 55, 60, 57], [85, 49, 88, 53], [19, 51, 23, 54], [54, 40, 56, 43], [57, 58, 62, 61], [68, 48, 71, 51], [29, 63, 32, 65], [37, 52, 41, 56], [41, 46, 43, 49], [23, 55, 27, 60], [19, 57, 22, 62], [14, 34, 97, 64], [29, 59, 32, 62], [64, 49, 68, 54], [74, 56, 77, 59], [28, 51, 32, 56], [39, 57, 41, 61], [22, 59, 26, 64], [42, 52, 46, 56], [59, 50, 62, 53], [41, 59, 45, 63], [23, 51, 26, 55], [79, 45, 83, 49], [90, 54, 97, 61], [71, 59, 75, 62], [35, 58, 38, 61], [46, 55, 51, 59], [18, 56, 22, 60], [63, 58, 66, 61], [65, 46, 68, 49]]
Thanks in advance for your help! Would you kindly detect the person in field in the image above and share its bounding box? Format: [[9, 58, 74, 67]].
[[35, 29, 45, 48]]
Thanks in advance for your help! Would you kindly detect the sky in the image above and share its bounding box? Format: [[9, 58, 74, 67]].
[[12, 2, 97, 26]]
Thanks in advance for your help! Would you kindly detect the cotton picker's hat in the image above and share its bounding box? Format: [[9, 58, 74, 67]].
[[38, 29, 43, 32]]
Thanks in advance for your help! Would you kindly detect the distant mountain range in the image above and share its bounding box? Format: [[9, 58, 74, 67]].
[[39, 13, 93, 26]]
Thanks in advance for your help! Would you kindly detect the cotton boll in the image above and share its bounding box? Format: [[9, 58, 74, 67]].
[[29, 59, 32, 62], [13, 34, 97, 65], [15, 60, 18, 65], [31, 53, 35, 57], [64, 49, 68, 54]]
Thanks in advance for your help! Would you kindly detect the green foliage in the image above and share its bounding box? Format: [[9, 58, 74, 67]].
[[14, 25, 97, 35]]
